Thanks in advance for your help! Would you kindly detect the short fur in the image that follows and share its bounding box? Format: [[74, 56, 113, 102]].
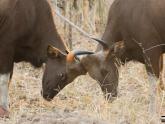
[[0, 0, 66, 74], [102, 0, 165, 76]]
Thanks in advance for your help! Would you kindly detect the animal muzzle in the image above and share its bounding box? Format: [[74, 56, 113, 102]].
[[41, 89, 58, 101]]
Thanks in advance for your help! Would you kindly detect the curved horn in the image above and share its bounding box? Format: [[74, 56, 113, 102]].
[[66, 51, 94, 62], [91, 38, 109, 50]]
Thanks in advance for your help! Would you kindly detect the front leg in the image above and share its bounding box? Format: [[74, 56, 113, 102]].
[[0, 73, 10, 118], [0, 45, 14, 118]]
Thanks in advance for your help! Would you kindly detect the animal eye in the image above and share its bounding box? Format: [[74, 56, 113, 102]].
[[58, 73, 66, 81], [59, 73, 63, 77], [58, 73, 65, 78]]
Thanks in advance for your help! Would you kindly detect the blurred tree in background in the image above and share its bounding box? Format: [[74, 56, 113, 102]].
[[52, 0, 110, 49]]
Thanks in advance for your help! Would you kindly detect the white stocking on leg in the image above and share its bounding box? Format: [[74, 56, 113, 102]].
[[0, 73, 10, 118]]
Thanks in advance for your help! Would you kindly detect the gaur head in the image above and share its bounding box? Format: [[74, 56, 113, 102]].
[[42, 41, 125, 101]]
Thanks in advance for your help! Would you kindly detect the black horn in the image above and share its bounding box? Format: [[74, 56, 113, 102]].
[[73, 51, 94, 56], [91, 38, 109, 50]]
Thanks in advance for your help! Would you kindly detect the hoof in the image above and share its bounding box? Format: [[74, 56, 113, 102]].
[[0, 106, 9, 118]]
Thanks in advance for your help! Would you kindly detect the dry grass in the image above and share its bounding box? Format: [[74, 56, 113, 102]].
[[0, 57, 162, 124]]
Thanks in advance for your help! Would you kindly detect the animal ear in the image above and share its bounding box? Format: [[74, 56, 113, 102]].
[[47, 45, 66, 57], [114, 41, 125, 53], [105, 41, 125, 60]]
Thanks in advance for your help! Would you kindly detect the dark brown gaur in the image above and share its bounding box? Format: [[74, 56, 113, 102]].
[[43, 0, 165, 115], [0, 0, 96, 118]]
